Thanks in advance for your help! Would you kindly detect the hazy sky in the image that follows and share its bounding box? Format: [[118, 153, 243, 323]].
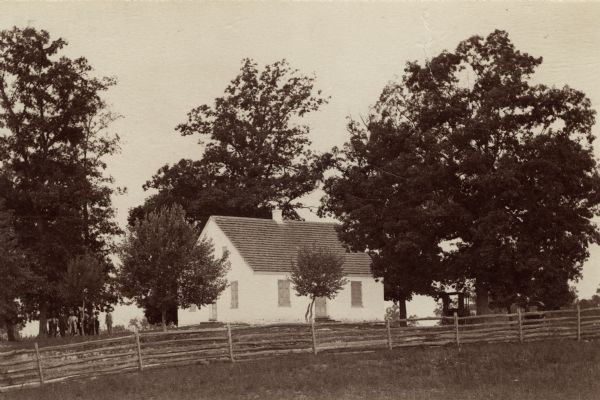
[[2, 2, 600, 303]]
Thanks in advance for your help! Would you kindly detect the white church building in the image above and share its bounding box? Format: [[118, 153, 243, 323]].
[[179, 212, 386, 325]]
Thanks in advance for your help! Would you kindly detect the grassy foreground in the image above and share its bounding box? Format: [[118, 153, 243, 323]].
[[3, 340, 600, 400]]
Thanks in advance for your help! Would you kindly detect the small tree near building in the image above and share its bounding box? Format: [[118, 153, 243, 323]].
[[118, 205, 229, 331], [290, 245, 348, 323]]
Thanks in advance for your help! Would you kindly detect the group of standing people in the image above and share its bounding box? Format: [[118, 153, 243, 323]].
[[46, 308, 113, 337]]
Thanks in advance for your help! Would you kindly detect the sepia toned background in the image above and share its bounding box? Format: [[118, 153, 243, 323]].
[[2, 1, 599, 331]]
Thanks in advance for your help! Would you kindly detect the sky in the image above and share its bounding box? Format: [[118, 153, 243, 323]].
[[3, 1, 600, 330]]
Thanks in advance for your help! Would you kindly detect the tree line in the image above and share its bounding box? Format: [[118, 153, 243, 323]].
[[1, 27, 598, 339]]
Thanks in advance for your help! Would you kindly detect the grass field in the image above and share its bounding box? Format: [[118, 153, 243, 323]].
[[3, 339, 600, 400]]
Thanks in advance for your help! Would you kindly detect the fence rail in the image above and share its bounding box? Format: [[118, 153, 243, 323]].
[[2, 305, 600, 391]]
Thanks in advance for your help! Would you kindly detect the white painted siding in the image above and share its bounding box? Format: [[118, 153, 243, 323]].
[[243, 272, 385, 323], [178, 217, 386, 325], [179, 217, 255, 326]]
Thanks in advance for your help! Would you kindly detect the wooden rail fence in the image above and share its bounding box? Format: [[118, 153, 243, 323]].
[[2, 306, 600, 391]]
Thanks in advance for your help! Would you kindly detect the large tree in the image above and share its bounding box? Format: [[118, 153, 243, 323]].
[[321, 111, 461, 320], [118, 205, 229, 331], [129, 58, 330, 227], [323, 30, 600, 314], [0, 200, 32, 341], [0, 27, 121, 334]]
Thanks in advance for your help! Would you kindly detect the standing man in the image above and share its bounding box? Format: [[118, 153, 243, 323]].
[[68, 312, 77, 336], [47, 316, 55, 337], [105, 308, 113, 335], [51, 316, 59, 337], [93, 311, 100, 335], [58, 311, 67, 337], [77, 308, 84, 336], [83, 311, 90, 335]]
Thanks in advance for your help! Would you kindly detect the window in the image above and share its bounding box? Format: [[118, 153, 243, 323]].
[[351, 281, 363, 307], [231, 281, 239, 309], [278, 279, 291, 307]]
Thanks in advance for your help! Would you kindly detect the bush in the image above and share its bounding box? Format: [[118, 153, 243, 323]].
[[385, 304, 419, 326], [128, 317, 150, 332]]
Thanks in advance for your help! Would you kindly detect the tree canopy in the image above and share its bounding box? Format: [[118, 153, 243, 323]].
[[290, 245, 348, 322], [129, 58, 331, 227], [0, 27, 121, 334], [59, 252, 117, 311], [118, 204, 229, 330], [322, 30, 600, 313]]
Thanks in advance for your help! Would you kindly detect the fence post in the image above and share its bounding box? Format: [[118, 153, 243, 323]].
[[34, 342, 44, 385], [517, 308, 523, 343], [311, 320, 318, 355], [227, 323, 235, 362], [386, 318, 393, 350], [577, 303, 581, 342], [135, 330, 143, 371], [454, 312, 460, 348]]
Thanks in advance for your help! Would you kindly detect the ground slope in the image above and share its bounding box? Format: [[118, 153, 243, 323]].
[[4, 340, 600, 400]]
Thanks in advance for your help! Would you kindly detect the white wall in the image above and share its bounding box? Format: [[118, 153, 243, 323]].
[[327, 275, 385, 322], [179, 217, 386, 325], [178, 217, 255, 326], [241, 272, 385, 323], [185, 271, 386, 324]]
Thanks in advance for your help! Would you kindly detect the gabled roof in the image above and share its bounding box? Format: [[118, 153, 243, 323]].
[[209, 216, 373, 275]]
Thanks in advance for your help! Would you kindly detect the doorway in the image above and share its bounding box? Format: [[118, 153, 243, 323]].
[[209, 303, 217, 321], [315, 297, 327, 319]]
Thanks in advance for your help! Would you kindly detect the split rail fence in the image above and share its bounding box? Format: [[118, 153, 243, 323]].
[[2, 306, 600, 391]]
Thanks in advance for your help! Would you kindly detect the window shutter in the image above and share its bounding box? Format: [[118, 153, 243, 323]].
[[351, 281, 363, 307], [209, 303, 217, 321], [231, 281, 238, 309], [278, 280, 291, 307]]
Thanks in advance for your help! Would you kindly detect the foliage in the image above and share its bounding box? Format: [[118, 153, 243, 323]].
[[577, 286, 600, 309], [0, 200, 31, 340], [322, 30, 600, 312], [118, 204, 229, 330], [144, 303, 178, 326], [127, 316, 150, 332], [290, 244, 347, 322], [385, 304, 419, 326], [129, 58, 331, 227], [0, 27, 121, 333], [59, 253, 117, 310]]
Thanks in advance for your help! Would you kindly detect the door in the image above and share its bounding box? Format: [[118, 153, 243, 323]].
[[209, 303, 217, 321], [315, 297, 327, 319]]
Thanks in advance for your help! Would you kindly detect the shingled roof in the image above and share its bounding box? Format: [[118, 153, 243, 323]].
[[209, 216, 373, 275]]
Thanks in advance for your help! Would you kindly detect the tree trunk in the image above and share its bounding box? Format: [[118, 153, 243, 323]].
[[305, 298, 315, 323], [398, 298, 408, 327], [38, 303, 48, 337], [161, 307, 167, 332], [475, 284, 490, 316], [6, 322, 17, 341]]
